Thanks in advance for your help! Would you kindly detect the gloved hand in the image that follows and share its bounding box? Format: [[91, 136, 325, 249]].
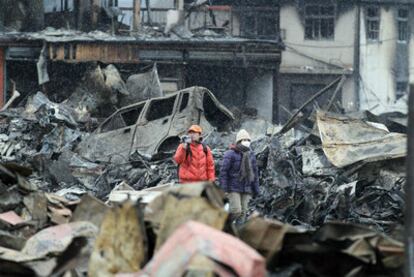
[[181, 135, 191, 149]]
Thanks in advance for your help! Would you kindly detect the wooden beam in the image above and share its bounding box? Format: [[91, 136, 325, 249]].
[[92, 0, 100, 28], [133, 0, 141, 31]]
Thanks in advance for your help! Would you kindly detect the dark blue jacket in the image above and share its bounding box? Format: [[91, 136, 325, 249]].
[[219, 147, 259, 195]]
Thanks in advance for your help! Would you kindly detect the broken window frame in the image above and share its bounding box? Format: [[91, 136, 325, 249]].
[[100, 113, 126, 133], [366, 6, 380, 42], [238, 7, 279, 39], [45, 0, 73, 13], [120, 105, 145, 126], [99, 104, 144, 133], [304, 3, 336, 41], [179, 93, 190, 113], [101, 0, 120, 8], [397, 8, 409, 43], [145, 95, 178, 122], [396, 81, 408, 100]]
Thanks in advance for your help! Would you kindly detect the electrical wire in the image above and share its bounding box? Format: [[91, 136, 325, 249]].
[[284, 36, 406, 49], [285, 45, 348, 70]]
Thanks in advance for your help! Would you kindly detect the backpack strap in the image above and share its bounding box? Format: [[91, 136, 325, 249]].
[[178, 145, 192, 182], [202, 143, 208, 156], [185, 145, 192, 159], [177, 143, 210, 182], [187, 143, 208, 158]]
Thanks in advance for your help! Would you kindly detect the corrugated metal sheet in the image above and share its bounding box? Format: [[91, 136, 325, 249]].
[[317, 111, 407, 168]]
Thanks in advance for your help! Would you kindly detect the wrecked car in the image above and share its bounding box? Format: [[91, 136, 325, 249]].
[[77, 86, 234, 162]]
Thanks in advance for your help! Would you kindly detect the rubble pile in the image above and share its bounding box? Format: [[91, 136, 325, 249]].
[[0, 92, 408, 236], [253, 135, 405, 234], [0, 180, 404, 276], [0, 107, 179, 200], [251, 111, 406, 234], [0, 77, 409, 275], [0, 65, 201, 199], [0, 162, 97, 276]]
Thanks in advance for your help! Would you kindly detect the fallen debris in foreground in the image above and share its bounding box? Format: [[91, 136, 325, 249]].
[[0, 177, 405, 276]]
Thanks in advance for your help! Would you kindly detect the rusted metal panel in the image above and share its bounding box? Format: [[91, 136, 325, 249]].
[[0, 48, 4, 108], [48, 43, 140, 63], [56, 45, 65, 60], [77, 43, 99, 61], [49, 44, 66, 60]]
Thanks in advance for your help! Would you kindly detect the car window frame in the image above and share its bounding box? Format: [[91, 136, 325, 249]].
[[98, 103, 145, 133]]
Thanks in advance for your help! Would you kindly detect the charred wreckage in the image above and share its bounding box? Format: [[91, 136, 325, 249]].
[[0, 0, 410, 276], [0, 68, 408, 276]]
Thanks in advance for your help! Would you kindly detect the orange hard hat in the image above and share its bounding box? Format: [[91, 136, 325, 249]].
[[188, 125, 202, 134]]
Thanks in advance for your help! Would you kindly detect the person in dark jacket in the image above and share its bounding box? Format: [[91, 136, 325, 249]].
[[219, 129, 259, 224]]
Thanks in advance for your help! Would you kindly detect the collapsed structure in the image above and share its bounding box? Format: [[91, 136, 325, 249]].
[[0, 73, 408, 275], [0, 0, 283, 122], [0, 0, 410, 276]]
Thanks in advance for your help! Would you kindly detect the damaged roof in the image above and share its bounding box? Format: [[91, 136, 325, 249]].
[[0, 28, 283, 67]]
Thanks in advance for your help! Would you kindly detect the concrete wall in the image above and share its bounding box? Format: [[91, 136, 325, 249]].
[[341, 77, 356, 111], [359, 6, 409, 114], [279, 3, 356, 112], [246, 70, 273, 121], [280, 4, 355, 71], [279, 3, 412, 114]]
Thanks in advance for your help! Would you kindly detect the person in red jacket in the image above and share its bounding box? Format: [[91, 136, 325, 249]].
[[174, 125, 216, 183]]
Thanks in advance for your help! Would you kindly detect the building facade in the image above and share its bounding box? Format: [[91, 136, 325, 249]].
[[0, 0, 283, 122], [278, 0, 414, 123]]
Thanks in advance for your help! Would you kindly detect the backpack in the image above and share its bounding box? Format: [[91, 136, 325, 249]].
[[177, 142, 209, 181]]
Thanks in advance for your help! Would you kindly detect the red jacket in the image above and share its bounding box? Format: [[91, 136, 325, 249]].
[[174, 143, 215, 183]]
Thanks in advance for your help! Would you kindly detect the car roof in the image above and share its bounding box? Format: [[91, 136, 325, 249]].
[[118, 86, 206, 111]]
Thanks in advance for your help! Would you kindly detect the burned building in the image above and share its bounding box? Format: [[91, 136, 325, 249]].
[[1, 0, 413, 125], [0, 0, 283, 123], [0, 2, 410, 276], [277, 0, 414, 123]]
